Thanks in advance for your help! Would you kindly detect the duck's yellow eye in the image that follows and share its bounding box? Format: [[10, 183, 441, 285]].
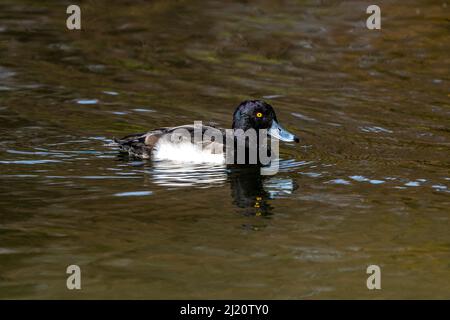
[[256, 112, 263, 118]]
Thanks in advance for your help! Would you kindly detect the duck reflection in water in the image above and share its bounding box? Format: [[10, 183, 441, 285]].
[[117, 156, 297, 217], [228, 166, 272, 216], [228, 166, 298, 217], [142, 159, 296, 217]]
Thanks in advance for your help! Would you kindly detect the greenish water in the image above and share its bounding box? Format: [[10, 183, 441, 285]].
[[0, 0, 449, 299]]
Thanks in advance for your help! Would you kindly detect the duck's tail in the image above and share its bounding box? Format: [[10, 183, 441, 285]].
[[113, 133, 152, 159]]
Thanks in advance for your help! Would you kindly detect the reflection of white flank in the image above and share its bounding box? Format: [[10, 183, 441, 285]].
[[151, 160, 227, 188]]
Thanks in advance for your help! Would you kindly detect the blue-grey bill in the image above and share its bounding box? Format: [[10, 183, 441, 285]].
[[268, 120, 299, 142]]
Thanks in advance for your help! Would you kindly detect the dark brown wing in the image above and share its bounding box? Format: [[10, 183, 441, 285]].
[[114, 123, 225, 159], [114, 128, 169, 159]]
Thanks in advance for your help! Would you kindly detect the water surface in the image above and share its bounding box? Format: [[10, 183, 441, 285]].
[[0, 0, 449, 299]]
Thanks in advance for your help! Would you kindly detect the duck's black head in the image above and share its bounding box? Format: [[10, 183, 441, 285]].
[[232, 100, 299, 143]]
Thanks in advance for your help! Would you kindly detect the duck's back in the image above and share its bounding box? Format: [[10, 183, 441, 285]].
[[114, 124, 226, 162]]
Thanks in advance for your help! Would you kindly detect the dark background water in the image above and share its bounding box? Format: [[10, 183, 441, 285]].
[[0, 0, 449, 298]]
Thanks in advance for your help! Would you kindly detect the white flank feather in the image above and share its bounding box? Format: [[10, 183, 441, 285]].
[[153, 141, 225, 164]]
